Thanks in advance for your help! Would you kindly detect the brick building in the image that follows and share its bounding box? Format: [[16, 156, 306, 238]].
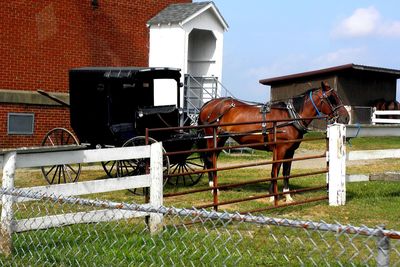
[[0, 0, 190, 148]]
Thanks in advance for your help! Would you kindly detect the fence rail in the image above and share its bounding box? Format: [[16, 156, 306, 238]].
[[2, 124, 400, 265], [372, 109, 400, 124], [0, 143, 163, 256], [149, 118, 347, 212]]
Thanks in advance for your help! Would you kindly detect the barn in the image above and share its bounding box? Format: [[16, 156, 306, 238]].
[[0, 1, 227, 148], [259, 63, 400, 124]]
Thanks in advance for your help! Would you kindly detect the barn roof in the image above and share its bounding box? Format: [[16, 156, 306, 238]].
[[259, 64, 400, 86], [147, 1, 228, 30]]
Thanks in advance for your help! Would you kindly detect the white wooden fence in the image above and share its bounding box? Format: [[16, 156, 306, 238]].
[[327, 123, 400, 205], [1, 124, 397, 256], [346, 148, 400, 182], [0, 143, 163, 255], [327, 124, 346, 206], [372, 108, 400, 124]]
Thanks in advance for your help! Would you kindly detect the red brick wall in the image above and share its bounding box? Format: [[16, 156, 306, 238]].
[[0, 104, 70, 148], [0, 0, 190, 148]]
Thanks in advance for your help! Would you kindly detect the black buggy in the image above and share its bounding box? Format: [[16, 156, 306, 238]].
[[40, 67, 203, 187]]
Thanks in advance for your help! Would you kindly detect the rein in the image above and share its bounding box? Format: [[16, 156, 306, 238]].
[[308, 88, 345, 122], [309, 90, 323, 117]]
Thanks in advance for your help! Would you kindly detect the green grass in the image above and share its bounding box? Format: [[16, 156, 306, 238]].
[[3, 135, 400, 265], [2, 215, 380, 266]]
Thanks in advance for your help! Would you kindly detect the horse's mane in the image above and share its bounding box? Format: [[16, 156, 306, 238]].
[[223, 87, 319, 113], [291, 88, 318, 113]]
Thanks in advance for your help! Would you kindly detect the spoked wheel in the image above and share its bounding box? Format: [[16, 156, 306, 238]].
[[41, 128, 82, 184], [168, 154, 204, 186], [101, 136, 170, 195]]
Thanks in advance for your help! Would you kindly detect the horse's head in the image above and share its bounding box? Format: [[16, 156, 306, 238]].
[[311, 82, 350, 124]]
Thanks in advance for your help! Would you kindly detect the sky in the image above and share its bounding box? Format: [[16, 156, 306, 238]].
[[194, 0, 400, 102]]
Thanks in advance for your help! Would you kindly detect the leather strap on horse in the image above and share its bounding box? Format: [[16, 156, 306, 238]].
[[205, 98, 236, 124], [286, 99, 308, 133], [260, 103, 270, 144]]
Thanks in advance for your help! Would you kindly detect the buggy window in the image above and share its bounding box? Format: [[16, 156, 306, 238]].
[[153, 79, 177, 106]]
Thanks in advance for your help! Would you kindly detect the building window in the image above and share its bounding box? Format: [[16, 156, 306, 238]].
[[7, 113, 35, 135]]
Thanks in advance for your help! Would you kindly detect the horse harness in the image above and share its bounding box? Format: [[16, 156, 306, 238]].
[[285, 99, 308, 133], [204, 97, 308, 139], [259, 99, 308, 134], [204, 97, 236, 124]]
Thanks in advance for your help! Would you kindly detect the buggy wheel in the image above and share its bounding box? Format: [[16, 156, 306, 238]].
[[101, 136, 170, 195], [41, 128, 81, 184], [168, 154, 204, 186]]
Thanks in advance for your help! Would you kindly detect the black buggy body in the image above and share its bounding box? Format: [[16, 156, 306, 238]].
[[69, 67, 183, 148], [40, 66, 202, 187]]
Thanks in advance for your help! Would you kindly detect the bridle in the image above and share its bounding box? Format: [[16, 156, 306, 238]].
[[309, 88, 345, 123]]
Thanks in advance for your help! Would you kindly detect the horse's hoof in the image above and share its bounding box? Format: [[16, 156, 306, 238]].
[[285, 195, 294, 203], [209, 181, 219, 195], [210, 189, 220, 195], [284, 195, 294, 202], [283, 188, 293, 203]]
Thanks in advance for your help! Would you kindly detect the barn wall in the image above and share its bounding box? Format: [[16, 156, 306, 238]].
[[269, 76, 336, 131], [270, 76, 336, 101], [337, 72, 397, 106], [269, 70, 398, 126], [0, 0, 190, 148]]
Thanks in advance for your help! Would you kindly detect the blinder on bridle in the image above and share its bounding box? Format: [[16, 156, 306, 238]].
[[310, 88, 345, 123]]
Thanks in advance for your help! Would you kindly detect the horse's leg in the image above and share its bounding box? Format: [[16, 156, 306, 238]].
[[203, 138, 215, 187], [282, 149, 295, 203], [206, 136, 228, 188], [269, 146, 293, 202], [269, 161, 282, 202]]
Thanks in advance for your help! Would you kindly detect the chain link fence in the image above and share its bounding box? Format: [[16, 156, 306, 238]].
[[1, 188, 399, 266]]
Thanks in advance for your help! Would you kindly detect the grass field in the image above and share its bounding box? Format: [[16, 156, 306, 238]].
[[10, 134, 400, 229], [2, 135, 400, 265]]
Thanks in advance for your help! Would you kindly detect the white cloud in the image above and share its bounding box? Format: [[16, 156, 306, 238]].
[[380, 21, 400, 36], [246, 54, 308, 80], [312, 47, 367, 67], [332, 6, 400, 38]]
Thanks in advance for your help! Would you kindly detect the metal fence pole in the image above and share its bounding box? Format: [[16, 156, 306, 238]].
[[272, 122, 278, 206], [327, 123, 346, 206], [149, 142, 163, 234], [376, 226, 390, 267], [212, 126, 219, 211], [0, 151, 16, 256]]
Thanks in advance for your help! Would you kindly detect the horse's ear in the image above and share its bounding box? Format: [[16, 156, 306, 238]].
[[321, 81, 330, 91]]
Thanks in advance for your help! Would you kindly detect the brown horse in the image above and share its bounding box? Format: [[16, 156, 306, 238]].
[[382, 100, 400, 119], [372, 99, 400, 120], [372, 99, 386, 111], [198, 82, 350, 202]]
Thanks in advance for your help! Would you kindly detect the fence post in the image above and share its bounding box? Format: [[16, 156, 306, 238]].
[[371, 107, 376, 125], [1, 151, 16, 256], [376, 226, 390, 267], [149, 142, 163, 234], [327, 123, 346, 206]]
